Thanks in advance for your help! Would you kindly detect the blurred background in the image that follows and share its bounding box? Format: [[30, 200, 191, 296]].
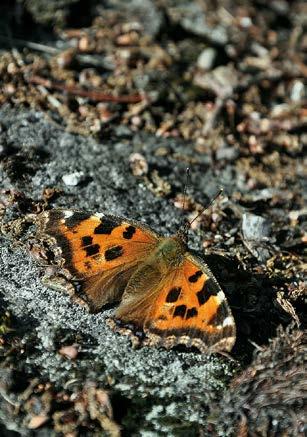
[[0, 0, 305, 144], [0, 1, 306, 436]]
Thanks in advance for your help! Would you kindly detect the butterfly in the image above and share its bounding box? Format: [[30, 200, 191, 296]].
[[29, 201, 236, 354]]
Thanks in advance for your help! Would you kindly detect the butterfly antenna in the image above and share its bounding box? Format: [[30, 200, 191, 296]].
[[182, 167, 190, 212], [178, 167, 190, 240], [182, 187, 223, 236]]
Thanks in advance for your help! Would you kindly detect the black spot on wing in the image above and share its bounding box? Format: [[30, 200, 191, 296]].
[[173, 305, 186, 318], [166, 287, 181, 303], [123, 225, 136, 240], [105, 245, 124, 261], [196, 278, 219, 306], [196, 287, 209, 306], [188, 270, 203, 283], [81, 236, 100, 257], [64, 212, 91, 229], [82, 235, 93, 246], [85, 244, 100, 257], [186, 307, 198, 319], [94, 217, 121, 235], [205, 278, 219, 295]]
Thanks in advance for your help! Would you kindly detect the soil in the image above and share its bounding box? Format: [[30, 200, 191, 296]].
[[0, 1, 306, 436]]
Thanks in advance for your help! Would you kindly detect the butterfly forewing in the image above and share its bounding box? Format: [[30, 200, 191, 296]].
[[38, 209, 158, 310]]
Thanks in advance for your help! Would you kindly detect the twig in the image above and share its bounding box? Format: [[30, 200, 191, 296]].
[[0, 34, 58, 54]]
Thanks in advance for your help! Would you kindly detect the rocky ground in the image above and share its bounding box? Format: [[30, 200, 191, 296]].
[[0, 1, 306, 435]]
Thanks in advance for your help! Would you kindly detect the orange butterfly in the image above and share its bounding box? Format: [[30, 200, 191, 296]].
[[32, 200, 236, 354]]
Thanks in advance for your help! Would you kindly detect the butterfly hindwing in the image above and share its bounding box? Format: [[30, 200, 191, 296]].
[[142, 254, 236, 353], [37, 209, 159, 310]]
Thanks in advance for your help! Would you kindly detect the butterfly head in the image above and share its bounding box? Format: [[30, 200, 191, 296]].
[[157, 236, 187, 267], [176, 222, 189, 246]]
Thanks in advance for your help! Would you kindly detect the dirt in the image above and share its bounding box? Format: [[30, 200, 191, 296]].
[[0, 1, 306, 435]]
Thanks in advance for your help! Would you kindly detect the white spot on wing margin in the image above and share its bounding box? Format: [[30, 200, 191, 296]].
[[223, 316, 234, 327], [95, 212, 105, 219], [217, 291, 226, 302], [63, 211, 74, 218]]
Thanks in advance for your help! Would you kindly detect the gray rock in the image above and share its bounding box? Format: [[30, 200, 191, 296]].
[[194, 64, 239, 98], [167, 2, 228, 45], [102, 0, 164, 37], [0, 106, 235, 434], [242, 213, 271, 242], [242, 213, 273, 262], [216, 146, 239, 161]]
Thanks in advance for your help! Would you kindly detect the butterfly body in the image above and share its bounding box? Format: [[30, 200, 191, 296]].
[[138, 235, 186, 272], [115, 236, 186, 323], [14, 208, 236, 353]]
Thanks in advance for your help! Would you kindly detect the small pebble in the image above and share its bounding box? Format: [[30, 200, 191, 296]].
[[59, 344, 79, 360], [290, 80, 305, 102], [216, 146, 239, 161], [27, 415, 49, 429], [197, 48, 216, 70], [242, 213, 271, 241], [240, 17, 252, 28], [129, 152, 148, 176], [62, 171, 85, 186]]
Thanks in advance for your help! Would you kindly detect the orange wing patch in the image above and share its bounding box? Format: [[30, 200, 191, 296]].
[[143, 257, 235, 353], [41, 209, 158, 277], [38, 209, 158, 311]]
